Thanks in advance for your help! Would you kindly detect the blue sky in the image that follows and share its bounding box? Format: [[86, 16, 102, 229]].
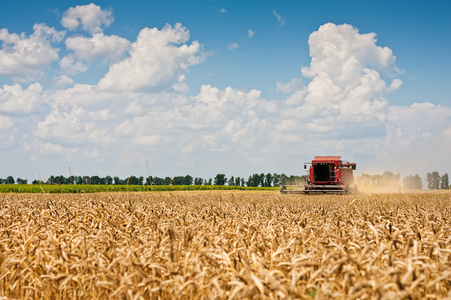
[[1, 0, 450, 182]]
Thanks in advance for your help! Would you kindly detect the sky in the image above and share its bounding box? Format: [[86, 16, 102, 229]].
[[1, 0, 451, 182]]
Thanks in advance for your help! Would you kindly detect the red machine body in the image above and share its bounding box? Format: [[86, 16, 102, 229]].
[[280, 156, 357, 194]]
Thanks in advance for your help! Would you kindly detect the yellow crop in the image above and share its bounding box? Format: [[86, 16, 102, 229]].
[[0, 191, 449, 299]]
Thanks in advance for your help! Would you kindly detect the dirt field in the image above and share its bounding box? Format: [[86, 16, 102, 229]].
[[0, 191, 450, 299]]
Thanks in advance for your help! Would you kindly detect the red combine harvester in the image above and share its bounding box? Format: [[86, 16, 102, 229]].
[[280, 156, 357, 194]]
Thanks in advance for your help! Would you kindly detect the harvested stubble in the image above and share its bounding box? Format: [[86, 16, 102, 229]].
[[0, 191, 450, 299]]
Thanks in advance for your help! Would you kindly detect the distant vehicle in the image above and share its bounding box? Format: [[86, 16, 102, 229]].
[[280, 156, 357, 194]]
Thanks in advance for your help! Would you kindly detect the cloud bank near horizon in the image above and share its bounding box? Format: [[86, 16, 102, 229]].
[[1, 4, 450, 179]]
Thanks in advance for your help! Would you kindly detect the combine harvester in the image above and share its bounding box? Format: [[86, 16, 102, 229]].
[[280, 156, 357, 194]]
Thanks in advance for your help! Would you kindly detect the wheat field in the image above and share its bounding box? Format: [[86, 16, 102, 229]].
[[0, 191, 450, 299]]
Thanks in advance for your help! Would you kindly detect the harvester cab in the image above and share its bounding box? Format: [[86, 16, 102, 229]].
[[280, 156, 357, 194]]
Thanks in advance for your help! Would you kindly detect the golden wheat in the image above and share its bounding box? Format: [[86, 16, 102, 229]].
[[0, 191, 449, 299]]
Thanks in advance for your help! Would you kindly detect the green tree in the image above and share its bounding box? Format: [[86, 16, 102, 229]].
[[164, 177, 173, 185], [153, 177, 164, 185], [16, 178, 27, 184], [173, 176, 185, 185], [235, 177, 241, 187], [427, 172, 440, 189], [280, 174, 289, 186], [6, 176, 15, 184], [228, 176, 235, 186], [246, 175, 252, 187], [413, 174, 423, 189], [46, 175, 54, 184], [126, 175, 143, 185], [264, 173, 273, 187], [91, 176, 101, 185], [113, 176, 122, 185], [83, 176, 91, 184], [214, 174, 227, 185], [404, 174, 423, 189], [194, 177, 203, 185], [440, 173, 449, 189], [183, 175, 193, 185], [272, 173, 281, 187], [105, 176, 113, 185], [247, 174, 260, 187]]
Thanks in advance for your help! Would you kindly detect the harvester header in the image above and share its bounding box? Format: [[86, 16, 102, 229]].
[[280, 156, 357, 194]]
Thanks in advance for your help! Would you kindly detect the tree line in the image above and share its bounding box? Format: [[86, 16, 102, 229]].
[[1, 171, 449, 189], [356, 171, 450, 189], [0, 173, 304, 188]]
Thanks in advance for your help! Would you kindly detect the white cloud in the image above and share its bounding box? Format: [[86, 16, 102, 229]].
[[39, 142, 78, 156], [272, 9, 285, 26], [97, 23, 205, 92], [289, 23, 402, 124], [52, 75, 74, 88], [228, 43, 239, 51], [83, 148, 99, 158], [248, 29, 254, 38], [172, 74, 189, 93], [268, 23, 451, 176], [0, 83, 44, 114], [277, 78, 304, 94], [88, 109, 111, 121], [132, 134, 161, 147], [387, 103, 451, 134], [61, 3, 113, 34], [0, 115, 13, 130], [1, 17, 450, 179], [65, 33, 131, 62], [45, 83, 124, 107], [443, 127, 451, 138], [219, 8, 227, 14], [114, 119, 134, 137], [0, 24, 65, 76], [35, 103, 96, 145], [59, 54, 89, 75]]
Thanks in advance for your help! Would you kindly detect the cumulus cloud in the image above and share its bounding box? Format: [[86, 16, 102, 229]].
[[65, 33, 131, 62], [45, 83, 122, 106], [0, 24, 65, 76], [277, 78, 304, 94], [302, 23, 400, 79], [248, 29, 254, 38], [97, 23, 205, 92], [0, 83, 44, 114], [59, 54, 89, 75], [61, 3, 113, 34], [35, 101, 114, 147], [1, 15, 450, 179], [283, 23, 403, 125], [39, 142, 78, 156], [267, 22, 451, 175], [35, 104, 93, 144], [52, 75, 74, 88]]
